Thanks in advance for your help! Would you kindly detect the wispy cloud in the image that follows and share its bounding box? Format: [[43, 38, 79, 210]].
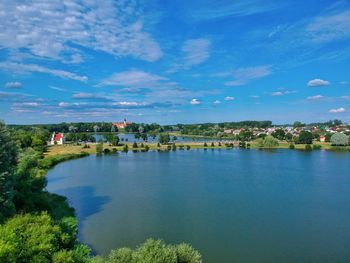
[[307, 78, 330, 87], [168, 38, 211, 73], [213, 100, 221, 104], [49, 86, 69, 92], [306, 10, 350, 43], [0, 91, 29, 101], [5, 81, 22, 89], [72, 92, 114, 101], [214, 65, 272, 86], [182, 39, 211, 67], [307, 94, 324, 100], [98, 70, 166, 88], [188, 0, 283, 20], [329, 107, 346, 113], [0, 62, 88, 82]]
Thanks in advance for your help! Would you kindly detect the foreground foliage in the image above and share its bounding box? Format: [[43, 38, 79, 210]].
[[91, 239, 201, 263], [0, 213, 90, 263]]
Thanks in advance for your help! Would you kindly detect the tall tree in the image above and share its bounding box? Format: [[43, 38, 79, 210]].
[[0, 122, 17, 222]]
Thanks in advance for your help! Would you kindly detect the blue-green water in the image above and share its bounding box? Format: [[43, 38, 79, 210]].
[[47, 149, 350, 263]]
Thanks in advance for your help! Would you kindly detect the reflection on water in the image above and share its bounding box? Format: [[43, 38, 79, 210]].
[[47, 149, 350, 263]]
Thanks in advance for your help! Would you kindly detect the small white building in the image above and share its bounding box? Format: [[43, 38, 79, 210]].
[[51, 132, 65, 145]]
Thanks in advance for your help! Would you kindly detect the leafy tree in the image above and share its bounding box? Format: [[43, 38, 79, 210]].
[[105, 133, 119, 146], [159, 133, 170, 144], [238, 130, 253, 142], [96, 140, 103, 156], [0, 213, 90, 263], [293, 121, 303, 128], [13, 148, 47, 212], [107, 248, 133, 263], [305, 144, 312, 151], [285, 133, 293, 142], [141, 133, 148, 142], [0, 122, 17, 222], [256, 136, 279, 148], [132, 239, 177, 263], [91, 239, 201, 263], [295, 131, 313, 144], [330, 133, 349, 146], [175, 243, 201, 263], [132, 142, 138, 148], [325, 132, 332, 142], [271, 129, 285, 140], [123, 144, 129, 153]]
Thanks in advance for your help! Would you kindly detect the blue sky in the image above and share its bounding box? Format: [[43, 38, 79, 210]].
[[0, 0, 349, 124]]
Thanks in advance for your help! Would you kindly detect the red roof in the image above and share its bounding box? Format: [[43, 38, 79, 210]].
[[54, 133, 63, 141]]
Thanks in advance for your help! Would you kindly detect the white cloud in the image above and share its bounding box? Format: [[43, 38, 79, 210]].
[[182, 39, 211, 67], [216, 65, 272, 86], [271, 91, 284, 96], [250, 95, 260, 99], [271, 90, 296, 96], [190, 99, 201, 105], [340, 95, 350, 100], [339, 81, 348, 85], [224, 96, 234, 101], [98, 70, 165, 87], [307, 78, 330, 87], [113, 101, 142, 106], [213, 100, 221, 104], [5, 81, 22, 89], [307, 95, 324, 100], [329, 107, 346, 113], [0, 62, 87, 82], [0, 1, 162, 62]]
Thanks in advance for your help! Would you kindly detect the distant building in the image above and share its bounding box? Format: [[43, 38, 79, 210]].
[[51, 132, 65, 145], [113, 118, 132, 129], [319, 136, 326, 142]]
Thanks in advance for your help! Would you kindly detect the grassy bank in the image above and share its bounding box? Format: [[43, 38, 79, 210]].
[[45, 140, 350, 158]]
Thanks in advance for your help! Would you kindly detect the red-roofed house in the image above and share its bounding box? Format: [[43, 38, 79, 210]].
[[113, 118, 132, 129], [51, 132, 65, 145]]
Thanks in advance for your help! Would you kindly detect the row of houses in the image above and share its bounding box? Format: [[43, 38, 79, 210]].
[[223, 125, 350, 139]]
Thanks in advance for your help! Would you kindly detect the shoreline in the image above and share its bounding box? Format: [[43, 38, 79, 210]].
[[44, 141, 349, 160]]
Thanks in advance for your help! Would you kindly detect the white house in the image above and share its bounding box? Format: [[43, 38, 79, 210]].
[[51, 132, 65, 145]]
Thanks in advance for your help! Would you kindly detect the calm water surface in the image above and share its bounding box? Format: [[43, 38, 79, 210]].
[[47, 149, 350, 263]]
